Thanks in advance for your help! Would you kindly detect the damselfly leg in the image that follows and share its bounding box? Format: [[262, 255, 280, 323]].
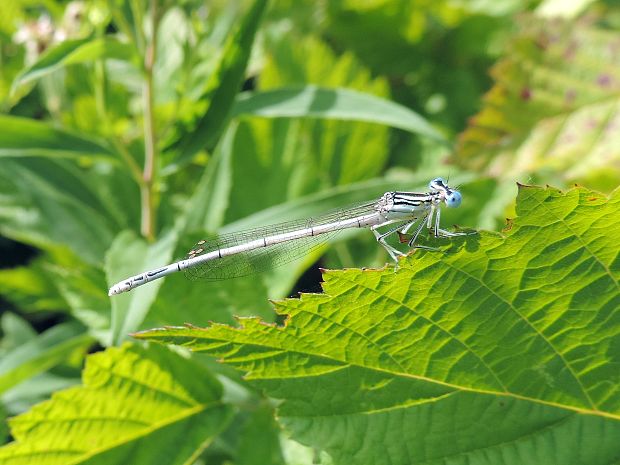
[[371, 220, 408, 260], [432, 207, 470, 238]]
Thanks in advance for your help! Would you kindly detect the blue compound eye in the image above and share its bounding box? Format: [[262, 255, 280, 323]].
[[429, 177, 447, 190], [445, 191, 462, 208]]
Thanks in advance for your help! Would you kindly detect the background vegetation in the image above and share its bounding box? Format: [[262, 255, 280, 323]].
[[0, 0, 618, 464]]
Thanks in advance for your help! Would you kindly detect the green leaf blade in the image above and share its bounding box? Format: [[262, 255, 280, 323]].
[[232, 85, 447, 143], [11, 37, 136, 94], [137, 185, 620, 465], [174, 0, 268, 164], [0, 116, 114, 160], [0, 344, 233, 465]]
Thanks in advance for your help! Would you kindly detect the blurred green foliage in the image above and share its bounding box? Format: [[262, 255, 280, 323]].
[[0, 0, 618, 464]]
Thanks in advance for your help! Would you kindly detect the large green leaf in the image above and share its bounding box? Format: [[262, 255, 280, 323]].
[[138, 184, 620, 465], [0, 343, 233, 465], [455, 16, 620, 190], [232, 85, 445, 143]]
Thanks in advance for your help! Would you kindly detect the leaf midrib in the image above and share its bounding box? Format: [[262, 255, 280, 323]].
[[154, 329, 619, 420]]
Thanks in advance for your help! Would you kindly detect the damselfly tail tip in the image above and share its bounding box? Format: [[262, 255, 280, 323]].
[[108, 281, 130, 296]]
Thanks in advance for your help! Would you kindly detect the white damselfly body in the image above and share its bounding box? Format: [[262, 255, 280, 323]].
[[108, 177, 467, 296]]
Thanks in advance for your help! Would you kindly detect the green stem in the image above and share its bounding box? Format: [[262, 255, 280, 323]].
[[94, 60, 143, 183], [141, 0, 159, 241]]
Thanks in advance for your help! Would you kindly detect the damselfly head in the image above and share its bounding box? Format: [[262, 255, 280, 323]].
[[429, 177, 461, 208], [445, 190, 462, 208]]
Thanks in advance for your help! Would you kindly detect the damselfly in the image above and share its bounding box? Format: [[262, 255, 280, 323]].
[[108, 177, 467, 296]]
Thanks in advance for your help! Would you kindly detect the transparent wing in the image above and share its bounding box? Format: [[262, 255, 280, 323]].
[[184, 201, 379, 281]]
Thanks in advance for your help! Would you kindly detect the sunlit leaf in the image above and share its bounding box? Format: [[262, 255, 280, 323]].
[[0, 344, 233, 465], [138, 184, 620, 465], [11, 37, 136, 94], [456, 17, 620, 190], [256, 35, 393, 191]]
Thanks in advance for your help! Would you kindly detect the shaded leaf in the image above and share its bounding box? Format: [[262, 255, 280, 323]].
[[2, 373, 79, 417], [0, 159, 117, 265], [232, 85, 446, 143], [0, 343, 233, 465], [0, 313, 37, 353], [0, 322, 92, 394], [48, 260, 113, 341], [0, 262, 66, 313], [175, 123, 236, 230], [0, 403, 7, 445], [0, 115, 114, 159], [138, 184, 620, 465], [236, 404, 285, 465], [455, 17, 620, 189]]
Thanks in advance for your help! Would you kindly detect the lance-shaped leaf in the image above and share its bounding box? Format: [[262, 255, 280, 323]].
[[0, 344, 232, 465], [231, 85, 446, 143], [455, 17, 620, 186], [0, 115, 114, 160], [171, 0, 268, 166], [137, 184, 620, 465], [11, 37, 136, 94]]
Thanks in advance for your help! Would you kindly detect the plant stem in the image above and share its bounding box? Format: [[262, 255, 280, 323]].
[[141, 0, 159, 241], [94, 60, 143, 183]]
